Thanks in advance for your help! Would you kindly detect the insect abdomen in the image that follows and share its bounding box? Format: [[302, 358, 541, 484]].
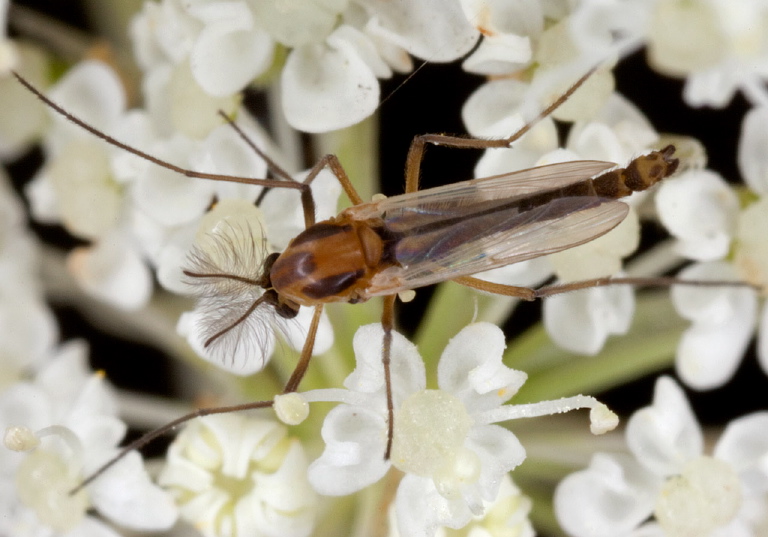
[[516, 146, 679, 213], [591, 145, 679, 198]]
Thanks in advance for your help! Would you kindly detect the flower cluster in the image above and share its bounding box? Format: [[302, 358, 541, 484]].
[[555, 377, 768, 536], [297, 323, 615, 537], [0, 161, 176, 536]]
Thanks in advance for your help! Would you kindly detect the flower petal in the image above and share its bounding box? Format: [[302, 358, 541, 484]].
[[671, 262, 757, 389], [471, 117, 558, 177], [191, 120, 269, 199], [250, 0, 342, 47], [280, 306, 334, 356], [437, 323, 525, 411], [759, 302, 768, 375], [738, 106, 768, 195], [462, 33, 531, 75], [90, 451, 178, 531], [133, 140, 216, 227], [67, 237, 153, 311], [344, 324, 425, 401], [462, 78, 528, 138], [282, 27, 380, 133], [714, 412, 768, 493], [655, 170, 738, 261], [544, 284, 634, 355], [682, 67, 739, 109], [555, 453, 659, 537], [734, 197, 768, 290], [626, 377, 702, 476], [568, 93, 658, 156], [42, 140, 122, 240], [468, 424, 526, 499], [48, 60, 125, 136], [394, 474, 473, 537], [364, 0, 479, 61], [675, 314, 756, 390], [308, 404, 390, 495], [190, 14, 274, 97]]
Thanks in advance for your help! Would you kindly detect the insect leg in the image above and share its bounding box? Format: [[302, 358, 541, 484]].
[[12, 71, 307, 192], [382, 294, 397, 459], [533, 276, 759, 298], [452, 276, 537, 300], [453, 274, 757, 300], [72, 398, 275, 494], [293, 154, 364, 228], [282, 305, 325, 393], [403, 68, 597, 193], [215, 112, 362, 226], [217, 110, 297, 183], [74, 272, 321, 492]]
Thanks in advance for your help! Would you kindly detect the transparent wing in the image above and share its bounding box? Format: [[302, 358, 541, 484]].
[[359, 161, 628, 297], [347, 160, 616, 222]]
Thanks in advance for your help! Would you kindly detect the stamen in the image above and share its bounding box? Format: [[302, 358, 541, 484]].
[[4, 426, 39, 451], [475, 394, 619, 435], [274, 392, 310, 425]]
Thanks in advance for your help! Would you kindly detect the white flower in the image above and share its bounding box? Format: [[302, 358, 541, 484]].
[[0, 341, 177, 536], [647, 0, 768, 108], [304, 323, 616, 537], [459, 0, 543, 76], [25, 60, 155, 312], [671, 262, 758, 390], [27, 60, 126, 233], [158, 413, 317, 537], [656, 169, 740, 261], [388, 473, 535, 537], [568, 0, 650, 62], [655, 107, 767, 389], [129, 0, 479, 133], [0, 167, 57, 386], [555, 376, 768, 537], [739, 106, 768, 194], [544, 282, 635, 356]]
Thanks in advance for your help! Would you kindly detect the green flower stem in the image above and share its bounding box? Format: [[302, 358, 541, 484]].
[[315, 116, 378, 208], [413, 281, 535, 385], [414, 283, 481, 383], [508, 291, 684, 403]]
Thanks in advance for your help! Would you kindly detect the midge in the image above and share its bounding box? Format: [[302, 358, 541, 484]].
[[12, 69, 735, 491]]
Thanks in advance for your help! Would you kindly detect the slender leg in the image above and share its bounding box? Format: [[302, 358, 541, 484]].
[[404, 68, 597, 193], [453, 276, 536, 300], [217, 109, 364, 225], [13, 72, 310, 192], [283, 305, 325, 393], [14, 71, 368, 229], [217, 110, 296, 182], [454, 274, 757, 299], [532, 276, 758, 297], [382, 295, 397, 459], [294, 153, 364, 228], [72, 398, 274, 493]]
